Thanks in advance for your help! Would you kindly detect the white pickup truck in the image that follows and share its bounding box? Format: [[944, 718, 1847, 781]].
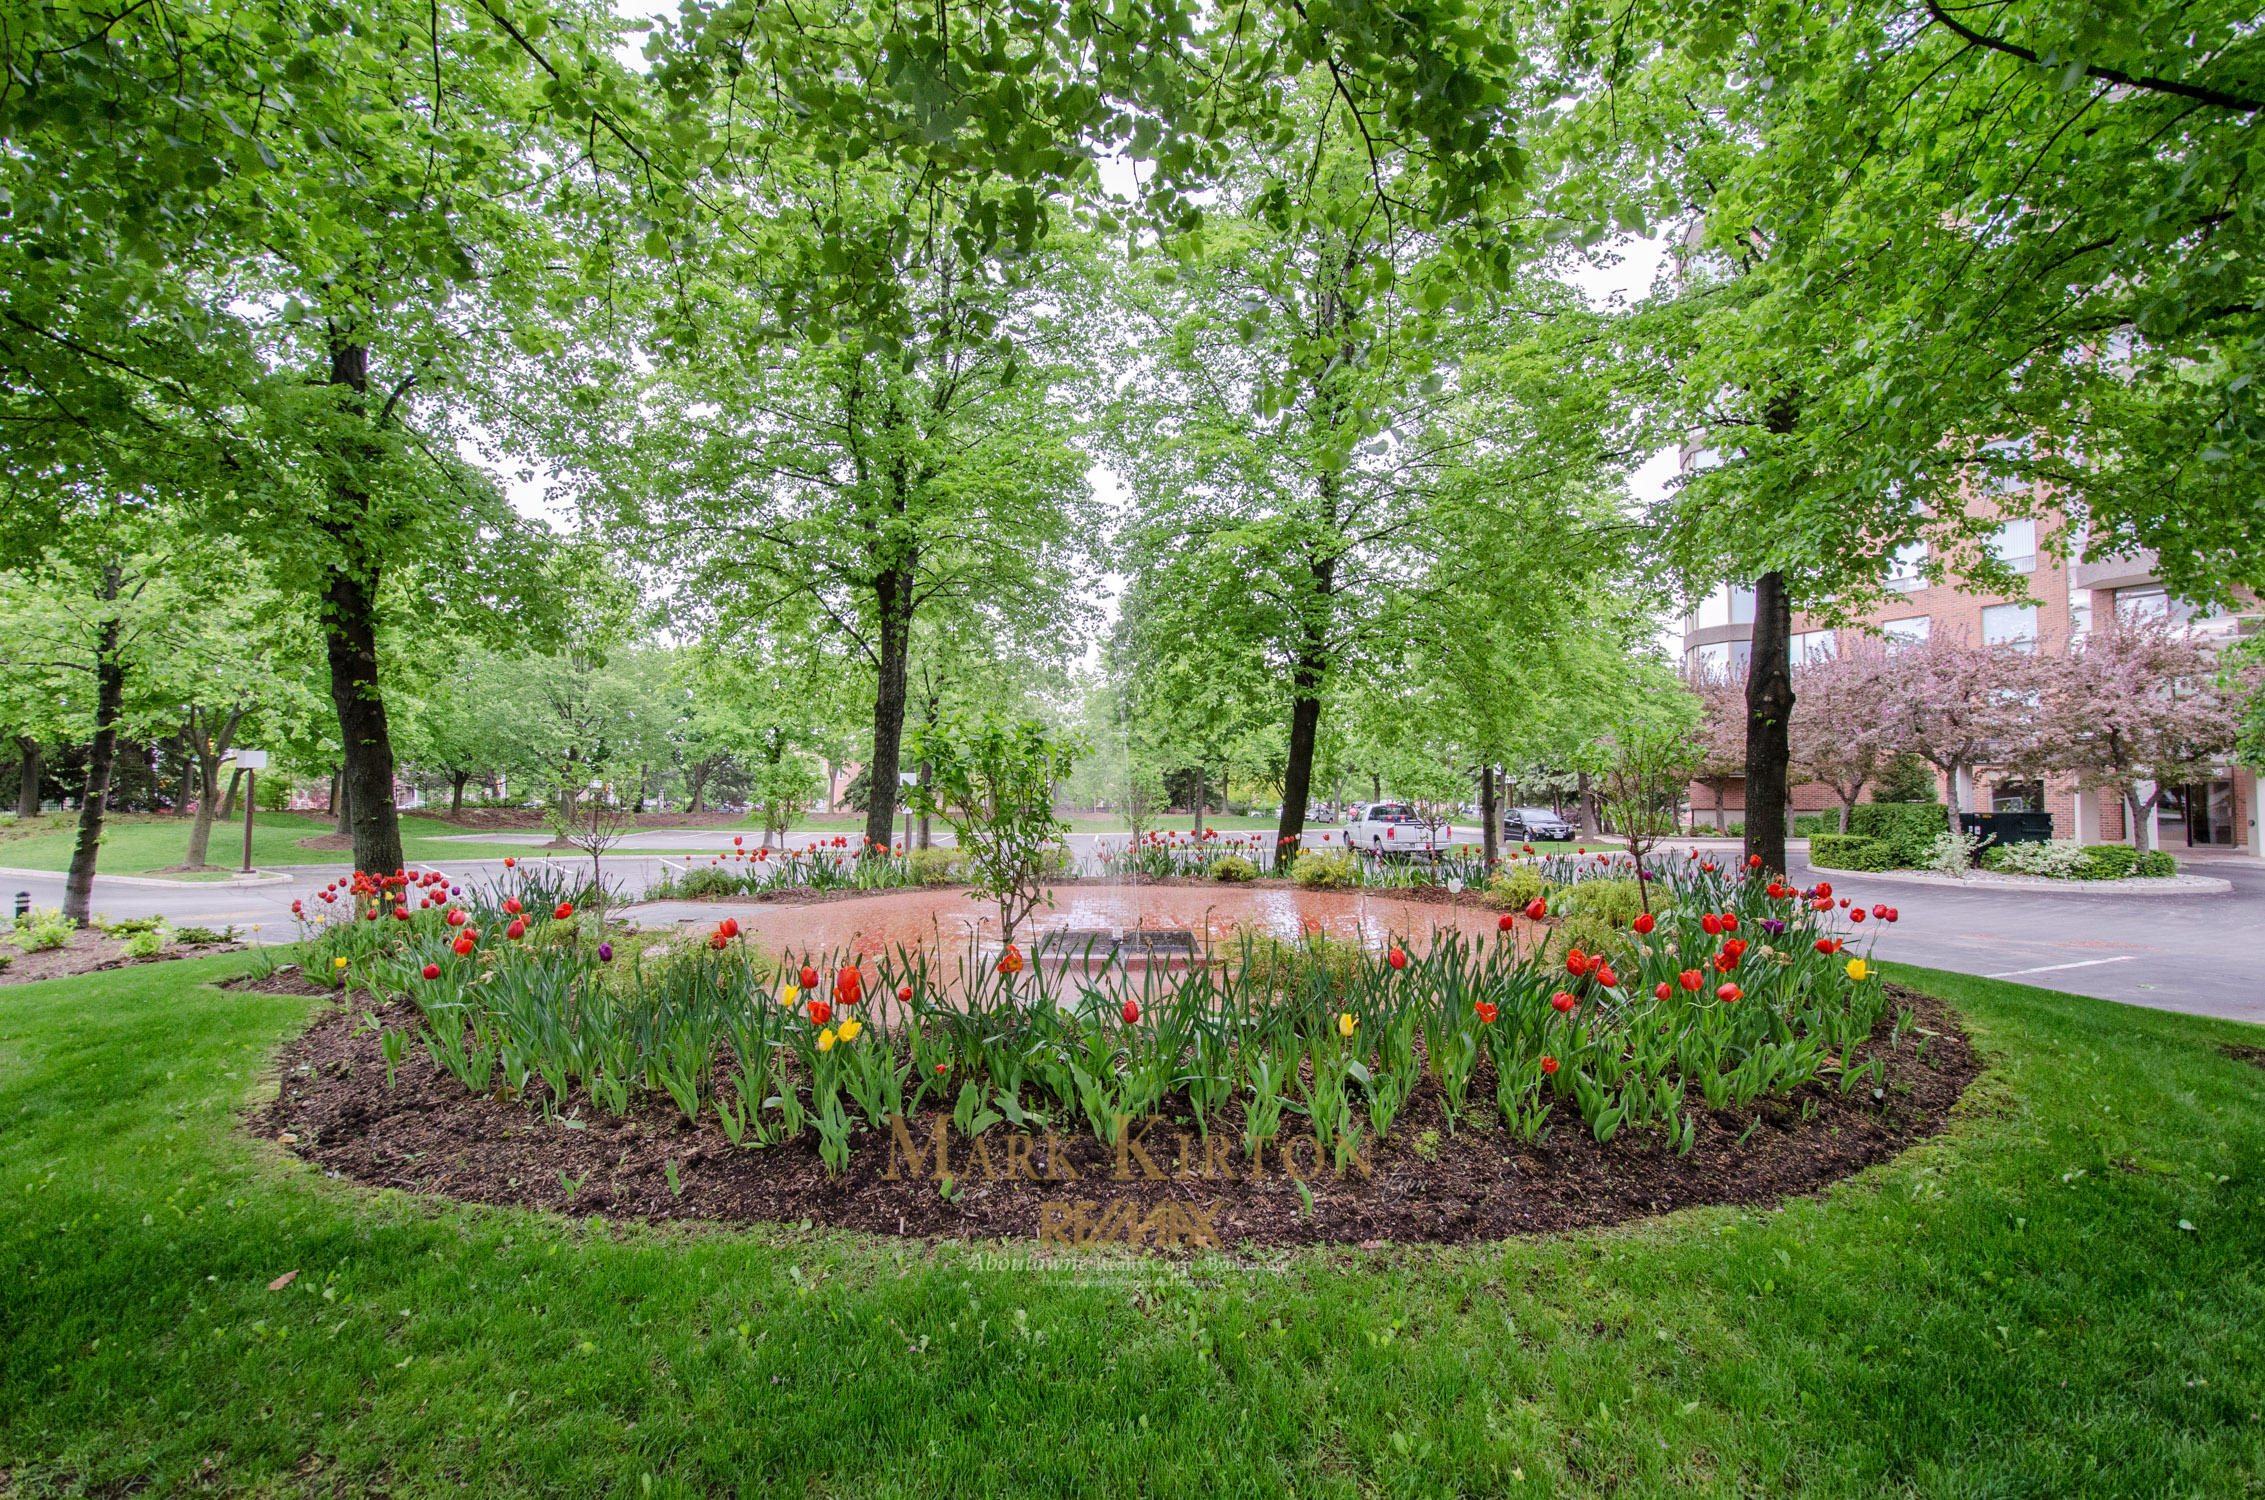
[[1347, 802, 1453, 861]]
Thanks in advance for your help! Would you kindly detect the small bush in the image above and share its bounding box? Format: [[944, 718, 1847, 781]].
[[171, 925, 237, 946], [123, 925, 169, 959], [1541, 912, 1633, 974], [1211, 854, 1257, 883], [1792, 811, 1848, 837], [1561, 877, 1645, 928], [906, 847, 960, 885], [2136, 850, 2177, 878], [1982, 839, 2090, 879], [12, 907, 75, 952], [1849, 802, 1950, 866], [1291, 850, 1360, 890], [1809, 834, 1893, 872], [1923, 829, 1994, 877], [676, 866, 746, 899], [1484, 865, 1546, 909], [2076, 844, 2141, 880], [96, 915, 165, 936]]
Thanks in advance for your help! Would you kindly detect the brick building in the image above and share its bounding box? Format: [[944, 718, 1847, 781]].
[[1678, 512, 2263, 858]]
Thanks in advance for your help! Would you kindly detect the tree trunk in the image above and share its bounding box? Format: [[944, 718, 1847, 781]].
[[451, 770, 470, 815], [1576, 771, 1598, 838], [14, 736, 42, 819], [1272, 662, 1324, 867], [63, 567, 124, 925], [1743, 570, 1796, 876], [324, 560, 404, 875], [218, 766, 244, 820], [2127, 789, 2153, 853], [317, 340, 405, 875], [686, 758, 710, 814], [1370, 770, 1382, 803], [864, 565, 915, 853], [1713, 785, 1726, 832], [1839, 794, 1856, 834], [1191, 765, 1206, 836], [1479, 762, 1499, 872], [182, 709, 245, 869]]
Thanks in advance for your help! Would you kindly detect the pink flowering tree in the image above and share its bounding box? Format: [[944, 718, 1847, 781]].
[[1684, 666, 1748, 833], [1877, 631, 2045, 833], [1789, 642, 1891, 833], [2028, 616, 2245, 853]]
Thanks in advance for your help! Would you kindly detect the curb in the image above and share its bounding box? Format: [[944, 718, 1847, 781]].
[[1797, 861, 2233, 896], [0, 865, 299, 889]]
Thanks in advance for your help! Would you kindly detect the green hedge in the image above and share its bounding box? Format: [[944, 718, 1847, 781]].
[[2137, 850, 2178, 878], [2075, 844, 2140, 880], [1849, 802, 1950, 867], [1810, 834, 1894, 872]]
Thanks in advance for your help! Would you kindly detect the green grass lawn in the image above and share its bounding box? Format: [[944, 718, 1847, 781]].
[[0, 812, 559, 874], [2, 959, 2260, 1496]]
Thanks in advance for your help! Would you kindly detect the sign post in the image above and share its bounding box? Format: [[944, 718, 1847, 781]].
[[233, 751, 269, 873], [898, 771, 919, 853]]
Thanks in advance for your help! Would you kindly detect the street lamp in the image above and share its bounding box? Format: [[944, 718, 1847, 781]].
[[232, 750, 269, 874]]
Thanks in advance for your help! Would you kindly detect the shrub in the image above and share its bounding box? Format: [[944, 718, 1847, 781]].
[[12, 907, 75, 952], [1291, 850, 1360, 890], [1541, 912, 1633, 974], [1873, 752, 1938, 803], [1484, 864, 1546, 909], [1923, 829, 1994, 877], [906, 847, 960, 886], [2077, 844, 2141, 880], [1983, 839, 2090, 879], [123, 925, 169, 959], [676, 866, 746, 898], [1211, 854, 1257, 883], [1809, 834, 1893, 872], [171, 925, 238, 946], [1849, 802, 1950, 867], [2136, 850, 2178, 878], [1561, 877, 1645, 928]]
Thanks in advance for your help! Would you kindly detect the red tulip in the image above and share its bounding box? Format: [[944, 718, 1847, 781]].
[[1387, 947, 1407, 971], [897, 983, 913, 1003], [1596, 966, 1619, 989], [1814, 881, 1833, 898], [834, 966, 863, 1005], [718, 917, 739, 939], [1716, 982, 1741, 1003], [1679, 969, 1703, 992], [1525, 897, 1547, 920], [1885, 908, 1899, 923], [1747, 854, 1762, 868], [935, 1063, 947, 1075], [1700, 860, 1716, 873], [1700, 913, 1723, 936], [1540, 1055, 1559, 1076], [1632, 912, 1655, 936], [1497, 912, 1515, 932], [1550, 990, 1575, 1013], [1122, 999, 1141, 1025], [421, 963, 440, 980], [807, 1000, 831, 1026], [1872, 904, 1888, 919], [708, 930, 728, 951], [554, 901, 574, 920], [996, 947, 1023, 977], [798, 965, 817, 989], [452, 935, 475, 956], [504, 856, 516, 868], [506, 919, 526, 940], [393, 906, 410, 921], [504, 898, 522, 915], [1722, 938, 1747, 959], [1654, 981, 1672, 1001], [1475, 1000, 1498, 1024], [1721, 913, 1738, 933], [1565, 948, 1587, 976], [1849, 908, 1866, 922]]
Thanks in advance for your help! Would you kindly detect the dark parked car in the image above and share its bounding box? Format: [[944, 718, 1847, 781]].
[[1503, 806, 1577, 842]]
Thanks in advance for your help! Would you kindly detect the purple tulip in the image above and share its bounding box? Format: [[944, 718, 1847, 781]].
[[598, 942, 614, 962]]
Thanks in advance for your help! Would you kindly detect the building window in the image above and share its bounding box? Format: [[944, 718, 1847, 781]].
[[1990, 518, 2037, 573], [1789, 629, 1836, 664], [1885, 541, 1927, 592], [1982, 602, 2040, 649], [2070, 600, 2093, 641], [1979, 436, 2032, 493], [1689, 642, 1731, 678], [1727, 586, 1756, 626], [1882, 615, 1930, 647]]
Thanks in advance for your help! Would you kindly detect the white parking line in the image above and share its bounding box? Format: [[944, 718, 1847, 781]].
[[1985, 955, 2139, 979]]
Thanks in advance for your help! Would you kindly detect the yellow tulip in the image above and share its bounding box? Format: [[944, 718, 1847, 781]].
[[332, 957, 349, 969], [1845, 958, 1868, 983], [837, 1018, 862, 1042], [1337, 1012, 1357, 1038], [817, 1027, 836, 1052]]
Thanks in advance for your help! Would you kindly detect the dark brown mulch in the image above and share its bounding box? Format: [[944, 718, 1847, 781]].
[[263, 984, 1979, 1250], [2, 928, 247, 986], [2221, 1044, 2265, 1073], [221, 964, 339, 997]]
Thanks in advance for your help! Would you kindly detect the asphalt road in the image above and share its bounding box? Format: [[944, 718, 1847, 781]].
[[7, 834, 2259, 1028]]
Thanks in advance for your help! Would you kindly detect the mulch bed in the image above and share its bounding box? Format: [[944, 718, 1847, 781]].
[[263, 983, 1980, 1250], [2, 928, 247, 986], [2222, 1044, 2265, 1073]]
